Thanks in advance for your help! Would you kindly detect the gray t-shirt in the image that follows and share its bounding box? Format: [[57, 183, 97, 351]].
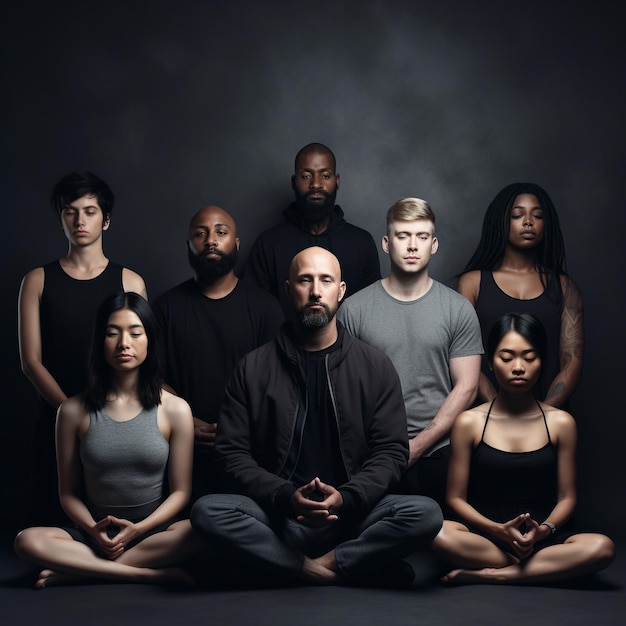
[[338, 279, 483, 454]]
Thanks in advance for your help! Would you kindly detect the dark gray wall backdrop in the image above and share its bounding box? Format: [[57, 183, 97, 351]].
[[2, 1, 624, 536]]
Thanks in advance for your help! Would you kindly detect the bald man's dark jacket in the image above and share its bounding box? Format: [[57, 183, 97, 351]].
[[213, 323, 408, 518]]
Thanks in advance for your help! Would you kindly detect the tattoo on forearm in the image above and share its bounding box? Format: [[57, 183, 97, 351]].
[[561, 284, 584, 361]]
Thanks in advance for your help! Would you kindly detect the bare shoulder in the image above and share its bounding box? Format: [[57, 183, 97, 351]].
[[454, 405, 486, 435], [160, 389, 193, 424], [20, 266, 45, 294], [542, 403, 576, 437], [456, 270, 480, 304], [58, 394, 88, 425], [122, 268, 147, 298]]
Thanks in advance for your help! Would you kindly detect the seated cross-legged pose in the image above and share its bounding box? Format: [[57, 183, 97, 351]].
[[191, 247, 443, 587], [433, 312, 614, 585], [14, 292, 203, 588]]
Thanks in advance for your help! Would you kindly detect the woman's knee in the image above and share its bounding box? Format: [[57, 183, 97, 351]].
[[589, 534, 616, 569], [569, 533, 616, 569], [14, 527, 46, 559], [431, 520, 460, 552]]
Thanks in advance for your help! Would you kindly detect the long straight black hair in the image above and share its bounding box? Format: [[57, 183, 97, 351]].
[[84, 292, 163, 412]]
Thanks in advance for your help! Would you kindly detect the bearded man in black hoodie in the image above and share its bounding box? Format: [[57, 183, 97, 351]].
[[243, 143, 381, 318]]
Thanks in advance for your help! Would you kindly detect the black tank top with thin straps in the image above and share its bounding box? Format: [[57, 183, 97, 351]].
[[467, 400, 558, 524]]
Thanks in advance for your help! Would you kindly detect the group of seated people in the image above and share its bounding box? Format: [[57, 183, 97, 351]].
[[14, 143, 615, 589]]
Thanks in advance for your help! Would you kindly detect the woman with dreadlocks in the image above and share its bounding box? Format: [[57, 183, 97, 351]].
[[456, 183, 582, 408]]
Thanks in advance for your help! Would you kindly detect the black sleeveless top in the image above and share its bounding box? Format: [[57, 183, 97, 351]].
[[474, 271, 561, 400], [467, 400, 558, 525], [39, 260, 123, 398]]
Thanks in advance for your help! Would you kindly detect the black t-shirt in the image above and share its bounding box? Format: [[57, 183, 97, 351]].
[[291, 337, 348, 490], [152, 278, 284, 423]]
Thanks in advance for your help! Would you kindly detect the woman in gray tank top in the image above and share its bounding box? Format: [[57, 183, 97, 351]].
[[14, 292, 203, 588]]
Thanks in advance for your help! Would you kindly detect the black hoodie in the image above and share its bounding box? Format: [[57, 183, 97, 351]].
[[243, 203, 381, 318]]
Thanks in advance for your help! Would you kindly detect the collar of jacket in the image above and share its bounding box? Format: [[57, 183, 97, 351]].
[[276, 321, 350, 370]]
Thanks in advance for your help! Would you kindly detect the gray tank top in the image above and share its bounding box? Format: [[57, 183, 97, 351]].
[[80, 405, 169, 521]]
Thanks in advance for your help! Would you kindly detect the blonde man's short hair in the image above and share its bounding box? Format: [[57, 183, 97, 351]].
[[386, 198, 436, 233]]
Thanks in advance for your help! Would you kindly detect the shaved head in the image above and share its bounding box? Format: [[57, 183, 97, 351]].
[[294, 142, 336, 172], [187, 205, 239, 283], [189, 205, 237, 235], [286, 246, 346, 333], [289, 246, 342, 283]]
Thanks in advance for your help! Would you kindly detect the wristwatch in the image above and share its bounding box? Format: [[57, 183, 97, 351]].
[[541, 521, 557, 534]]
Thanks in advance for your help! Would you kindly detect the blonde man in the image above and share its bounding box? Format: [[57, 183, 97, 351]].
[[338, 198, 483, 508]]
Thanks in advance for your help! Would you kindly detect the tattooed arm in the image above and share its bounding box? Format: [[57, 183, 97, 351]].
[[544, 276, 584, 408]]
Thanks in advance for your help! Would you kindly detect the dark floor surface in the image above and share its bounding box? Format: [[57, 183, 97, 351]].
[[1, 532, 624, 626]]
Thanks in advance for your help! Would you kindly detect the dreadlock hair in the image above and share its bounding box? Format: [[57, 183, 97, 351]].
[[84, 292, 163, 413], [461, 182, 568, 308]]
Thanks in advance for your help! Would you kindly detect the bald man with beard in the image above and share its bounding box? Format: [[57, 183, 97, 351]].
[[191, 247, 442, 587], [152, 206, 284, 501]]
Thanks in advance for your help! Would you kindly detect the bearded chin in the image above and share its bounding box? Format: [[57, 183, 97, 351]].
[[297, 302, 338, 328], [188, 247, 238, 282], [295, 191, 336, 223], [301, 311, 330, 328]]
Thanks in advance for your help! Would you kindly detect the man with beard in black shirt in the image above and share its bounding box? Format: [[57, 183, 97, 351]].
[[153, 206, 284, 501], [243, 143, 381, 318]]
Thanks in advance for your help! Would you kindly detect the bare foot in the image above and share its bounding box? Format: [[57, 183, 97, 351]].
[[301, 557, 340, 585], [154, 566, 196, 588], [35, 567, 194, 589], [441, 567, 508, 585], [35, 569, 82, 589]]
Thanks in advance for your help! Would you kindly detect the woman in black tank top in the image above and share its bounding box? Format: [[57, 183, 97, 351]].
[[432, 313, 613, 585], [456, 183, 583, 409]]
